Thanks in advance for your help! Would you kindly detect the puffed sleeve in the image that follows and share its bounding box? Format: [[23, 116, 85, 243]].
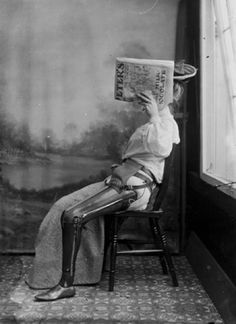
[[145, 115, 180, 158]]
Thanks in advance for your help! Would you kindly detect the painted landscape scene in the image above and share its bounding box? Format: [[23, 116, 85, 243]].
[[0, 0, 179, 251]]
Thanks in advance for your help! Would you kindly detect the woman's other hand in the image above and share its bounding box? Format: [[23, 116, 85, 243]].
[[136, 91, 159, 119]]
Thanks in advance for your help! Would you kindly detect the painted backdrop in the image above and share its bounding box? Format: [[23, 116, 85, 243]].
[[0, 0, 180, 250]]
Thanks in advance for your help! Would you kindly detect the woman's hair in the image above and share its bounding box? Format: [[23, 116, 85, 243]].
[[169, 81, 184, 113], [173, 81, 184, 104]]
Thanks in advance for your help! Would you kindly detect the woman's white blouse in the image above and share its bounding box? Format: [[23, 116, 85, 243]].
[[122, 107, 180, 183]]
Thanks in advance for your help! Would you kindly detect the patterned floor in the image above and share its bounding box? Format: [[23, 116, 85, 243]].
[[0, 255, 223, 324]]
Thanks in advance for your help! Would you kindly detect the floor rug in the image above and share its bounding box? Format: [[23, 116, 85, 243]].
[[0, 255, 223, 323]]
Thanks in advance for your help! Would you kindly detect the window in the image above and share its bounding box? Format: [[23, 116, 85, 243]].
[[200, 0, 236, 198]]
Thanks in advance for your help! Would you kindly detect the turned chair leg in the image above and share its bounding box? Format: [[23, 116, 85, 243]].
[[109, 217, 118, 291], [153, 219, 178, 287], [149, 218, 168, 275]]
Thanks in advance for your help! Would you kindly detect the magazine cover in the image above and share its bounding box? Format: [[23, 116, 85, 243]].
[[115, 57, 174, 109]]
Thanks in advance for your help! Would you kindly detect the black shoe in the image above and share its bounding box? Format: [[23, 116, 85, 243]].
[[34, 284, 75, 301]]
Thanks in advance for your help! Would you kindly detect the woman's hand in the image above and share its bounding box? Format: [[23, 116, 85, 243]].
[[136, 91, 159, 119]]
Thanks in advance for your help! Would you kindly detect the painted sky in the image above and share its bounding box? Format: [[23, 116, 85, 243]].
[[0, 0, 179, 142]]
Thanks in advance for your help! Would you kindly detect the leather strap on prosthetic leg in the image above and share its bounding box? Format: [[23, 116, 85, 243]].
[[107, 159, 155, 193]]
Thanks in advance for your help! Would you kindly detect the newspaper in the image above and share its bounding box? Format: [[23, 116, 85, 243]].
[[114, 57, 174, 109]]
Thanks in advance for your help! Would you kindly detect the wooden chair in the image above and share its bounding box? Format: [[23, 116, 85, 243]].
[[106, 144, 179, 291]]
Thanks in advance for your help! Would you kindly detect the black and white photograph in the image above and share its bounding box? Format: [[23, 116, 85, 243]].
[[0, 0, 235, 323]]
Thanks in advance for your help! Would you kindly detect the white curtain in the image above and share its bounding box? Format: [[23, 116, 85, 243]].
[[213, 0, 236, 184], [213, 0, 236, 136]]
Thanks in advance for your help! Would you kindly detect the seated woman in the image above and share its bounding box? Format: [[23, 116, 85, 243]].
[[26, 64, 195, 301]]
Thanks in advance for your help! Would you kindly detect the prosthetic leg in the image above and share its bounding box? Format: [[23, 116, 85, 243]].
[[34, 186, 137, 301]]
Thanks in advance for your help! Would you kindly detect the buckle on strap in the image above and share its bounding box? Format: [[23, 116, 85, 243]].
[[140, 167, 155, 181], [124, 182, 154, 191], [123, 169, 155, 193], [134, 172, 151, 183]]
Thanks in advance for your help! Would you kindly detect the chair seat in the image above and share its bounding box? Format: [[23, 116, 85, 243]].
[[111, 209, 163, 218]]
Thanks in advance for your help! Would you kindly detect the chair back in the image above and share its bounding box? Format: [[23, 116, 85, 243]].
[[147, 144, 176, 211]]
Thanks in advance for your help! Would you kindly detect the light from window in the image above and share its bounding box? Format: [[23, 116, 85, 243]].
[[200, 0, 236, 198]]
